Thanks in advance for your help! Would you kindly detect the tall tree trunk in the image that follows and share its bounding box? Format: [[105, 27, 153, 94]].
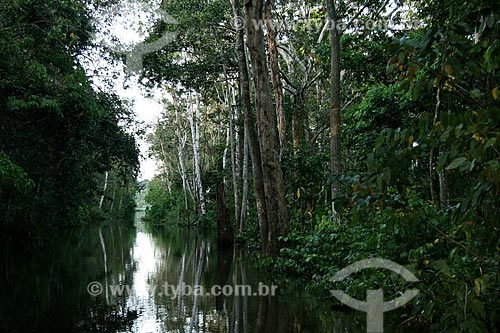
[[194, 96, 206, 215], [223, 125, 230, 171], [109, 182, 116, 213], [430, 86, 441, 209], [292, 110, 300, 150], [187, 93, 206, 216], [224, 66, 241, 227], [239, 129, 249, 232], [232, 0, 268, 251], [245, 0, 289, 256], [264, 0, 286, 156], [159, 141, 172, 194], [433, 86, 449, 210], [98, 171, 109, 210], [327, 0, 343, 203], [233, 85, 243, 192], [175, 108, 190, 220], [118, 191, 123, 211]]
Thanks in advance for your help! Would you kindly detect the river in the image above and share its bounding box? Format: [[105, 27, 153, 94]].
[[0, 212, 419, 332]]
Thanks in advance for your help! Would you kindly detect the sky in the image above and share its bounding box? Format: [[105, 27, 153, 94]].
[[87, 1, 166, 181], [123, 86, 163, 181]]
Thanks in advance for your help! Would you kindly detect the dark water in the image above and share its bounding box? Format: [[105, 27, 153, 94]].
[[0, 212, 420, 332]]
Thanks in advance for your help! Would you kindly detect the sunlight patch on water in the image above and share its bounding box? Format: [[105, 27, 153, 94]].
[[127, 230, 163, 332]]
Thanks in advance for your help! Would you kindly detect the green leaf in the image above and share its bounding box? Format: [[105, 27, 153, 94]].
[[436, 152, 449, 172], [485, 137, 496, 148], [470, 298, 486, 319], [474, 278, 481, 296], [382, 167, 391, 184], [470, 89, 482, 99], [446, 157, 467, 170], [367, 152, 375, 168], [431, 259, 451, 277]]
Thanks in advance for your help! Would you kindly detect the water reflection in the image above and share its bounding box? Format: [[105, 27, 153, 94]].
[[126, 216, 363, 333], [2, 212, 416, 332], [0, 222, 138, 332]]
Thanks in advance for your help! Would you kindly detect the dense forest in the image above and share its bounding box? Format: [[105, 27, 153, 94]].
[[0, 0, 139, 241], [142, 0, 500, 331], [1, 0, 499, 331]]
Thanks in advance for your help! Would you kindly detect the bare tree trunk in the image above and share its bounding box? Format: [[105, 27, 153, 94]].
[[233, 0, 268, 251], [264, 0, 286, 156], [118, 191, 123, 211], [239, 129, 249, 232], [433, 86, 448, 210], [232, 85, 243, 191], [109, 182, 116, 213], [175, 108, 190, 219], [194, 96, 206, 215], [178, 146, 190, 218], [159, 141, 172, 194], [187, 92, 206, 216], [245, 0, 289, 256], [98, 171, 109, 210], [223, 125, 229, 171], [327, 0, 343, 204], [224, 65, 241, 227]]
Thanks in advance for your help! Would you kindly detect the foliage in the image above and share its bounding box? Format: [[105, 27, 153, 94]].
[[141, 0, 234, 94], [143, 177, 189, 224], [134, 0, 500, 330], [0, 0, 139, 240], [344, 84, 417, 173], [272, 2, 500, 331]]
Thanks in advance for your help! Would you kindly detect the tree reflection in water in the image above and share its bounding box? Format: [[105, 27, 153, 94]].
[[0, 212, 376, 332]]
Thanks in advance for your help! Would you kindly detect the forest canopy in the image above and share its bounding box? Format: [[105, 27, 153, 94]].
[[0, 0, 139, 238]]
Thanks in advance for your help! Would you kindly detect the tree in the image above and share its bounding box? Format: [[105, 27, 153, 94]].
[[0, 0, 139, 237], [231, 0, 269, 249], [245, 0, 289, 255]]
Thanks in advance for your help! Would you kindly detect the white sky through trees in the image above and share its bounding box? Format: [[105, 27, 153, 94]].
[[83, 1, 165, 180]]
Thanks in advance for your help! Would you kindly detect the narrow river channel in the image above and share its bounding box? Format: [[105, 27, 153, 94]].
[[1, 211, 405, 332]]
